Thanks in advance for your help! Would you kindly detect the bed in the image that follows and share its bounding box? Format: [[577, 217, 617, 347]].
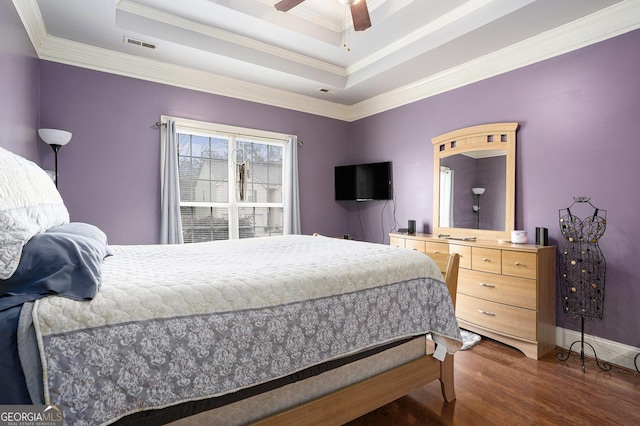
[[0, 146, 462, 425]]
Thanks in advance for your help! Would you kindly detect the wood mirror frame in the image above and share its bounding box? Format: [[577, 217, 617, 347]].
[[432, 122, 518, 241]]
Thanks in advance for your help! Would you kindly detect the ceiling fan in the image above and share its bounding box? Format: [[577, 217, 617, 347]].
[[274, 0, 371, 31]]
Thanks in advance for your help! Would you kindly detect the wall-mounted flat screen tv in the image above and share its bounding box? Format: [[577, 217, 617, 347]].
[[335, 161, 392, 201]]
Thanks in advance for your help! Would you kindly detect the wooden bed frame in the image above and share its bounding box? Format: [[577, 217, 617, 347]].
[[253, 252, 460, 425]]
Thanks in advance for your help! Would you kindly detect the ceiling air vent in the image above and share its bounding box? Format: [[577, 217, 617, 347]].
[[317, 88, 335, 94], [123, 36, 157, 50]]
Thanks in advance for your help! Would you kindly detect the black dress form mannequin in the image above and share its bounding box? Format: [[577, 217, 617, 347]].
[[558, 198, 606, 319], [556, 197, 610, 372]]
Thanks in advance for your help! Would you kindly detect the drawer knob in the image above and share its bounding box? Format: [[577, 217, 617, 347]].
[[478, 309, 496, 316], [478, 282, 496, 288], [515, 261, 521, 266], [482, 257, 488, 262]]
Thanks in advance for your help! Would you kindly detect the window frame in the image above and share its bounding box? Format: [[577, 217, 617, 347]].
[[162, 115, 292, 241]]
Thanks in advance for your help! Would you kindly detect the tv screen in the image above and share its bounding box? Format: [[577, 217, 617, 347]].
[[335, 164, 357, 201], [335, 161, 392, 201]]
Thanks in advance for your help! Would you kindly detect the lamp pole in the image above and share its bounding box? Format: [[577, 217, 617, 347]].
[[50, 144, 61, 188], [475, 194, 480, 229]]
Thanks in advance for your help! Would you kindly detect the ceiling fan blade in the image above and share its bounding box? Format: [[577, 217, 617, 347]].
[[350, 0, 371, 31], [274, 0, 306, 12]]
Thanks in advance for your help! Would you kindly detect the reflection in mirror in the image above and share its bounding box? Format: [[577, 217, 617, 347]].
[[432, 123, 518, 241], [439, 152, 506, 230]]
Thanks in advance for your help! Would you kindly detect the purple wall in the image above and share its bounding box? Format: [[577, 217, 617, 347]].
[[2, 1, 638, 347], [38, 63, 350, 244], [349, 29, 640, 347], [0, 1, 40, 161]]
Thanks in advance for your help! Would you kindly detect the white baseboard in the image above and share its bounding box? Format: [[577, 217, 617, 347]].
[[556, 327, 639, 372]]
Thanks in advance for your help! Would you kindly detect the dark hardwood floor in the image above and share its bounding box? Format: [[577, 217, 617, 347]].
[[347, 338, 640, 425]]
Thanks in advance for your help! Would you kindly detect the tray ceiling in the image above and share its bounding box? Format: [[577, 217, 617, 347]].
[[15, 0, 640, 120]]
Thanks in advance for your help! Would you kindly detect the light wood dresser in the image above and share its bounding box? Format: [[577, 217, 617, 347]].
[[389, 232, 556, 359]]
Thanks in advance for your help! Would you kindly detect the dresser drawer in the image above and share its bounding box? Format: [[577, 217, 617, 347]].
[[471, 247, 501, 274], [456, 294, 537, 341], [458, 269, 536, 309], [389, 236, 405, 248], [405, 239, 425, 252], [449, 244, 471, 269], [502, 251, 537, 279], [424, 241, 449, 255]]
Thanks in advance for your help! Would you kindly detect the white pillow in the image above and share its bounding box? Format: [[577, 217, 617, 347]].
[[0, 147, 70, 279]]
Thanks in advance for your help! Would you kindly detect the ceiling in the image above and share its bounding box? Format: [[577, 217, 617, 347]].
[[14, 0, 640, 121]]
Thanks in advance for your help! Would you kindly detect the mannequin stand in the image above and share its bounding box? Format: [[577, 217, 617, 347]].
[[556, 316, 611, 373]]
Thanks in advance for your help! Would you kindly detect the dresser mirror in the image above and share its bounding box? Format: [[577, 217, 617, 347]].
[[432, 123, 518, 241]]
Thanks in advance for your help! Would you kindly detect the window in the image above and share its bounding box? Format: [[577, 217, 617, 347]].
[[439, 166, 454, 228], [167, 118, 289, 243]]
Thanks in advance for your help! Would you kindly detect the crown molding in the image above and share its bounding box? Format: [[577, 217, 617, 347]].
[[13, 0, 640, 123], [11, 0, 47, 55], [38, 35, 351, 121], [118, 0, 346, 77], [347, 0, 497, 76], [348, 0, 640, 121]]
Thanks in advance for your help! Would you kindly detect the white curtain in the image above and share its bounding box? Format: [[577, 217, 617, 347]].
[[439, 166, 454, 228], [283, 136, 301, 234], [160, 120, 184, 244]]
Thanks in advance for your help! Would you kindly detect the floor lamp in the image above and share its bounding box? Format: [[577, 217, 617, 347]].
[[472, 187, 485, 229], [38, 128, 72, 188]]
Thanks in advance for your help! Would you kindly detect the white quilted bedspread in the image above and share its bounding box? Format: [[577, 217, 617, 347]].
[[33, 235, 442, 335], [30, 235, 461, 425]]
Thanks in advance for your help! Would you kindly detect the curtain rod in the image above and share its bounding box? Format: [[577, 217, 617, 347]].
[[154, 121, 303, 145]]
